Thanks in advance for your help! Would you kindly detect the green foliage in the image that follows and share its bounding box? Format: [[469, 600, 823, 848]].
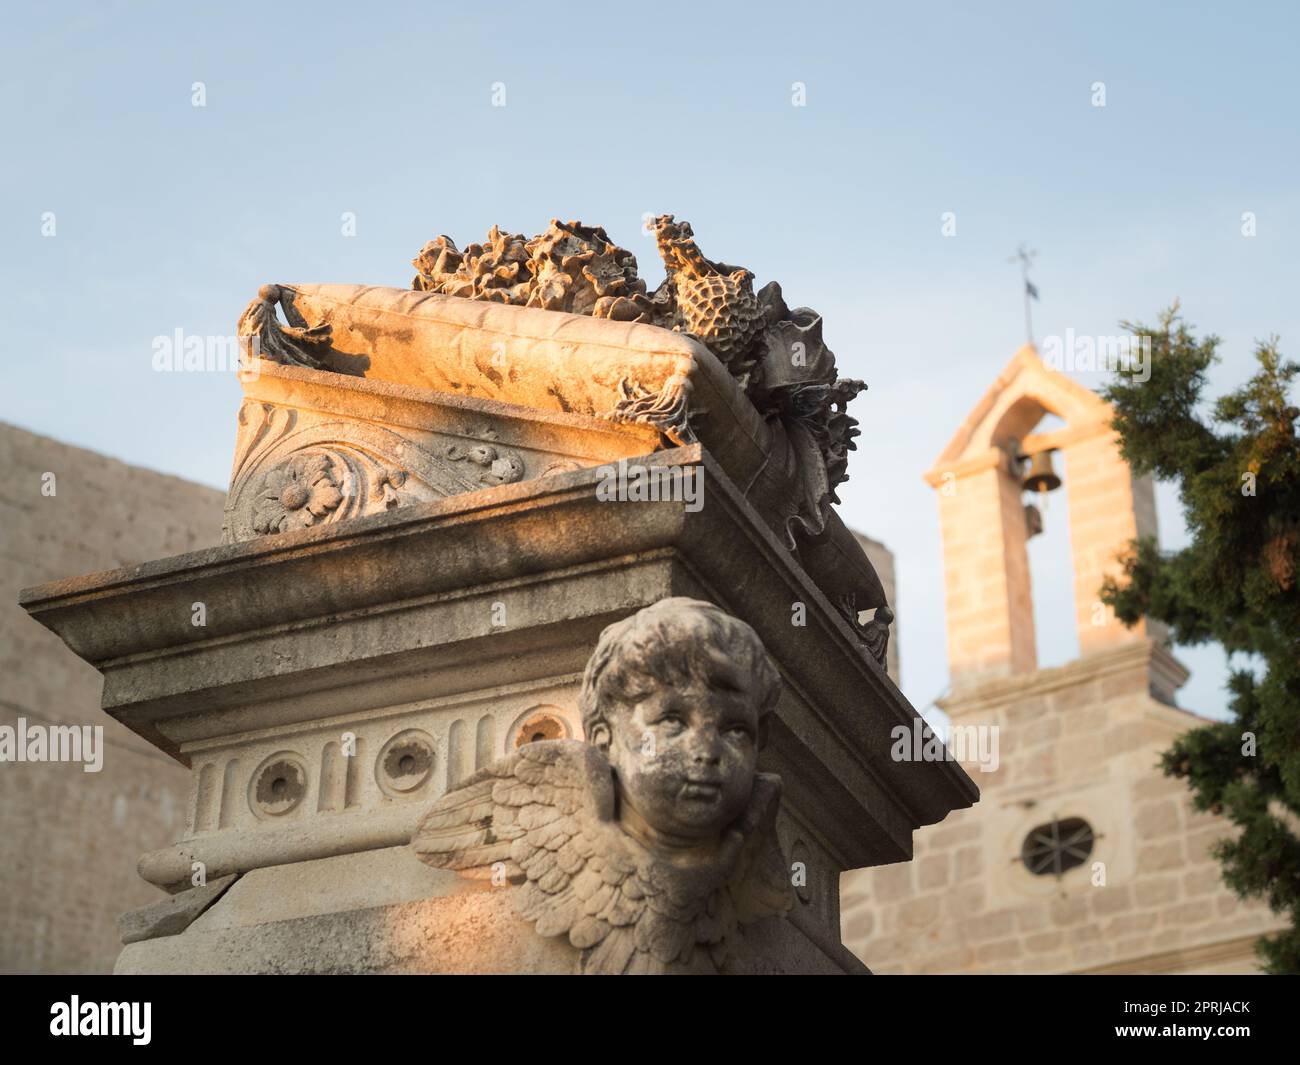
[[1101, 304, 1300, 973]]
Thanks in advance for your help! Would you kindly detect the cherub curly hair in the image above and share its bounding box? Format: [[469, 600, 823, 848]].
[[579, 597, 781, 741]]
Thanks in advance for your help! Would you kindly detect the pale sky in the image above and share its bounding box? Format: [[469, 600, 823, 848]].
[[4, 0, 1297, 721]]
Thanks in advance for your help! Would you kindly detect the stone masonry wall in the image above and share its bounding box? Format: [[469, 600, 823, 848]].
[[0, 423, 226, 973], [839, 646, 1286, 974]]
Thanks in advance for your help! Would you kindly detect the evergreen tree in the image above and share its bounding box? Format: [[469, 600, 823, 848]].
[[1101, 304, 1300, 973]]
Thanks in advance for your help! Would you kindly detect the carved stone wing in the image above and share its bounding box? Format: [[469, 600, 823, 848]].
[[413, 739, 663, 970], [725, 772, 795, 923], [412, 741, 793, 974], [411, 738, 614, 875]]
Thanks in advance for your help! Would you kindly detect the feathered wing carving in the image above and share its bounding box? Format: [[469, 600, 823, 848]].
[[411, 740, 793, 974]]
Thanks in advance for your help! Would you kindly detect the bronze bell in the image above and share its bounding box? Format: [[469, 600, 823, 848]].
[[1021, 450, 1062, 495], [1024, 503, 1044, 539]]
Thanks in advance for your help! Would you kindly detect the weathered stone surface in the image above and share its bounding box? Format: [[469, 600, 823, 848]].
[[116, 846, 862, 974], [406, 215, 862, 488], [222, 361, 659, 543], [15, 218, 981, 972], [236, 213, 892, 661], [119, 858, 581, 975], [118, 873, 237, 944], [23, 446, 975, 973], [0, 423, 225, 974], [853, 530, 900, 683]]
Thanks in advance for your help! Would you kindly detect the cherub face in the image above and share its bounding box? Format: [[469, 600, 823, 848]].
[[597, 671, 762, 844]]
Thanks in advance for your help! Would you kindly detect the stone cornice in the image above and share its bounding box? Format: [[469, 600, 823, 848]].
[[1072, 929, 1285, 975], [22, 444, 977, 876], [940, 638, 1192, 719]]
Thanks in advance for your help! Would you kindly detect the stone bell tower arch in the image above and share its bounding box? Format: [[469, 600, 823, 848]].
[[924, 345, 1168, 694], [839, 344, 1287, 975]]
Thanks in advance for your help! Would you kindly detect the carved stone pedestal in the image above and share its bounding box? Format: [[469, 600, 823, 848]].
[[22, 231, 979, 972], [23, 446, 975, 974]]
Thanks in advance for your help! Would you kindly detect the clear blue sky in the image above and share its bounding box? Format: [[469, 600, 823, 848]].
[[3, 1, 1296, 720]]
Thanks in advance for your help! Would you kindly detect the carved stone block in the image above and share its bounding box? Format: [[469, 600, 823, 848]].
[[22, 449, 976, 973], [222, 362, 659, 543]]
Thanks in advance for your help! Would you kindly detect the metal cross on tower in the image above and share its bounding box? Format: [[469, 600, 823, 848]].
[[1008, 244, 1039, 347]]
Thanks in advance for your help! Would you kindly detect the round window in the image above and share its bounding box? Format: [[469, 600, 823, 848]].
[[1020, 816, 1095, 876]]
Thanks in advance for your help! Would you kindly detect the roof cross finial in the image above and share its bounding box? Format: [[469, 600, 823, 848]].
[[1008, 244, 1038, 347]]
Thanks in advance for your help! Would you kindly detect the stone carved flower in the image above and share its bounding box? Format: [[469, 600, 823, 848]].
[[253, 454, 344, 534], [466, 444, 525, 485], [483, 452, 525, 485]]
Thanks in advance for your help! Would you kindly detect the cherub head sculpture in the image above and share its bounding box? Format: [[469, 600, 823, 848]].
[[579, 598, 780, 848], [412, 597, 793, 974]]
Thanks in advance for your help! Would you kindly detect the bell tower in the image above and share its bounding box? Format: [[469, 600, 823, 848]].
[[924, 345, 1173, 695], [839, 344, 1287, 976]]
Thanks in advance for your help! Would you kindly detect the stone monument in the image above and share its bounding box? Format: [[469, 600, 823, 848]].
[[20, 217, 977, 973]]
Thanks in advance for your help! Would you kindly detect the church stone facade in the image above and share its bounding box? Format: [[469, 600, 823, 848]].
[[839, 347, 1286, 974]]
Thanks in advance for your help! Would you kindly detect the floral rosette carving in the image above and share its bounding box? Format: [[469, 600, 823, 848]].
[[443, 443, 526, 486], [253, 453, 345, 534]]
